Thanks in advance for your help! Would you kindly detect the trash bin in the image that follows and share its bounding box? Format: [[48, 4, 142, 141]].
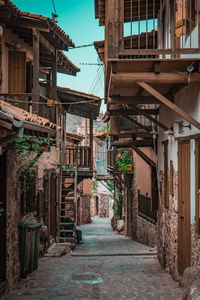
[[18, 221, 43, 278]]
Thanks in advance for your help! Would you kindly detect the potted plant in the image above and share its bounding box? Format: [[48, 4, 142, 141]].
[[114, 148, 133, 174]]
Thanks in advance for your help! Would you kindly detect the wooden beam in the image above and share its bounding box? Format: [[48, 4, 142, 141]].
[[110, 96, 160, 105], [39, 33, 55, 54], [124, 115, 152, 132], [111, 139, 153, 147], [112, 72, 200, 85], [131, 145, 156, 167], [138, 82, 200, 130], [109, 108, 159, 116], [32, 28, 40, 114], [129, 106, 168, 131]]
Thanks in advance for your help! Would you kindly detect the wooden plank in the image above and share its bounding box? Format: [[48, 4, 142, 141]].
[[138, 82, 200, 130], [178, 141, 191, 274], [39, 33, 55, 54], [120, 48, 200, 56], [129, 105, 168, 131], [110, 96, 160, 105], [32, 28, 40, 114], [131, 145, 156, 167], [111, 139, 153, 147], [89, 113, 93, 171], [112, 73, 200, 85], [195, 139, 200, 233], [124, 115, 152, 132], [109, 108, 159, 116], [164, 143, 169, 209]]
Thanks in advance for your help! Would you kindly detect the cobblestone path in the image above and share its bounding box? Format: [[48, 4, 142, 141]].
[[3, 218, 182, 300]]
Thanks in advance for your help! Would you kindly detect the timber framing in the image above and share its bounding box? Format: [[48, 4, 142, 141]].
[[111, 139, 153, 148], [137, 82, 200, 131]]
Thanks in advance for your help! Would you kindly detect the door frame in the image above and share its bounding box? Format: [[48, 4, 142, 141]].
[[178, 140, 191, 274]]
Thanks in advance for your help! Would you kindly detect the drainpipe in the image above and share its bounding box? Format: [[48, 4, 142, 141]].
[[0, 119, 24, 146]]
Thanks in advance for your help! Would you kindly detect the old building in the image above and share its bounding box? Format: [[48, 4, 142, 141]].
[[94, 0, 200, 281], [0, 0, 81, 295]]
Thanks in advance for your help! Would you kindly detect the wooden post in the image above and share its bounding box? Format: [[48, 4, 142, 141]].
[[32, 28, 40, 114], [51, 51, 57, 123], [74, 144, 78, 231], [110, 104, 120, 140], [138, 81, 200, 130], [89, 113, 93, 171]]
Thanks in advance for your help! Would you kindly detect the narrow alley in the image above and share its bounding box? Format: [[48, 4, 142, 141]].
[[2, 218, 182, 300]]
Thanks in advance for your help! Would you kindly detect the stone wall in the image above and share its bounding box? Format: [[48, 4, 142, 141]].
[[98, 193, 109, 218], [80, 195, 91, 225], [137, 216, 157, 247], [157, 170, 181, 281], [6, 144, 20, 291]]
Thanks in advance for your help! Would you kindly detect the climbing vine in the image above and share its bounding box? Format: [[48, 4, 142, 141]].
[[16, 135, 56, 191], [114, 148, 133, 174]]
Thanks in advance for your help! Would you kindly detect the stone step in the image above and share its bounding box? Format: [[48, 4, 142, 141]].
[[44, 243, 71, 257]]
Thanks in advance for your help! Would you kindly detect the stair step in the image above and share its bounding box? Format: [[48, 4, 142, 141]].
[[60, 222, 74, 225], [60, 230, 75, 233], [60, 209, 75, 212], [59, 237, 76, 243]]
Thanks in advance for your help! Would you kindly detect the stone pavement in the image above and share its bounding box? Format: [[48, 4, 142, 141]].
[[2, 217, 183, 300]]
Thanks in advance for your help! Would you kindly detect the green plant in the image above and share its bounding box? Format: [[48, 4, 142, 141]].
[[90, 178, 98, 199], [16, 135, 56, 190], [114, 148, 133, 174], [101, 123, 110, 134], [112, 187, 122, 220]]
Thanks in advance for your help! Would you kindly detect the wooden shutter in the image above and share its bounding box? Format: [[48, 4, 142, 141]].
[[8, 51, 26, 109]]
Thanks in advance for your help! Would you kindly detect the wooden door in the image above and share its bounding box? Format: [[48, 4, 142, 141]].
[[9, 51, 26, 109], [178, 140, 191, 274], [0, 152, 6, 283], [50, 174, 57, 237]]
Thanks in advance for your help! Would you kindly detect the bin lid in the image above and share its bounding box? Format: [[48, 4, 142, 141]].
[[18, 221, 44, 228]]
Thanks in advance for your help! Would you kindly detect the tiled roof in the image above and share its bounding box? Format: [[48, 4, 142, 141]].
[[66, 131, 85, 142], [21, 12, 74, 48], [0, 101, 61, 131], [58, 50, 80, 73], [58, 86, 101, 101]]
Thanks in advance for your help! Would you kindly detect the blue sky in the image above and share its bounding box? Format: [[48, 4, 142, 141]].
[[13, 0, 105, 111]]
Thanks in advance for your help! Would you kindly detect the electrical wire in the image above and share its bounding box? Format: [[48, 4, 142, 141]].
[[52, 0, 57, 15], [0, 97, 105, 105], [69, 44, 94, 49]]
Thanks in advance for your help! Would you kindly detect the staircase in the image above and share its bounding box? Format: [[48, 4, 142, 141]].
[[59, 171, 76, 249]]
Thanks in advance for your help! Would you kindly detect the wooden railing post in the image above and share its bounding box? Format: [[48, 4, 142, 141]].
[[32, 28, 40, 115], [89, 113, 93, 171]]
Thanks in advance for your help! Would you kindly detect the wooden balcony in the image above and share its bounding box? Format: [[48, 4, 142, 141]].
[[66, 146, 93, 177]]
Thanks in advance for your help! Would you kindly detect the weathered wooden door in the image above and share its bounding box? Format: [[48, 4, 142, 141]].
[[50, 174, 57, 237], [178, 140, 191, 274], [0, 152, 6, 283], [9, 51, 26, 108]]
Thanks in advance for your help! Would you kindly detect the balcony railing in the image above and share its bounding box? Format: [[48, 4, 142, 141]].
[[107, 149, 117, 171], [66, 146, 91, 169], [138, 192, 157, 224], [114, 0, 200, 58]]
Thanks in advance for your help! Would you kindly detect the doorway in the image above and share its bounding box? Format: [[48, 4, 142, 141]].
[[178, 140, 191, 274], [95, 196, 99, 216]]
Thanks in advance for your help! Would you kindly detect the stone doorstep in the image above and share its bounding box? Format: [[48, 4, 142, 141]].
[[44, 243, 71, 257]]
